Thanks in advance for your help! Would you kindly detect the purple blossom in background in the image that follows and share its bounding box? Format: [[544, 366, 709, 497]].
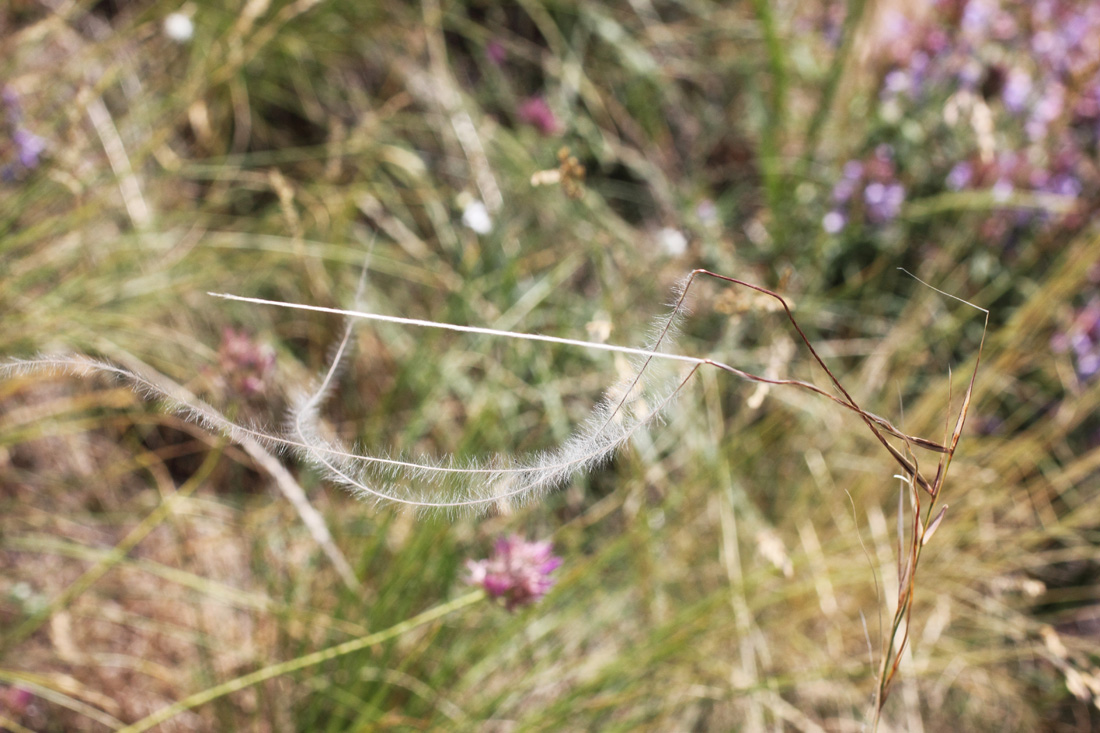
[[517, 96, 560, 136], [0, 685, 33, 721], [1052, 299, 1100, 381], [1029, 2, 1100, 77], [881, 69, 912, 98], [1043, 171, 1081, 198], [13, 127, 45, 168], [944, 147, 1084, 240], [874, 0, 1099, 136], [485, 39, 507, 67], [864, 181, 905, 223], [1027, 83, 1065, 140], [991, 177, 1013, 202], [957, 58, 984, 90], [466, 534, 562, 611], [3, 86, 46, 174], [878, 9, 912, 55], [856, 0, 1100, 254], [217, 327, 276, 397], [946, 160, 973, 190], [833, 160, 863, 203], [822, 159, 861, 233], [1002, 68, 1032, 112], [822, 210, 846, 234], [961, 0, 996, 38], [818, 1, 847, 47], [823, 146, 905, 232]]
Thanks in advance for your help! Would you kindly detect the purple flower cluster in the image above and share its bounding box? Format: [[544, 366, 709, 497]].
[[947, 145, 1083, 196], [823, 145, 906, 233], [948, 147, 1088, 241], [2, 86, 46, 178], [875, 1, 1039, 106], [466, 534, 562, 611], [1052, 298, 1100, 381], [517, 96, 560, 137], [217, 327, 276, 397], [1002, 0, 1100, 145], [838, 0, 1100, 257], [875, 10, 951, 105], [876, 1, 1099, 192]]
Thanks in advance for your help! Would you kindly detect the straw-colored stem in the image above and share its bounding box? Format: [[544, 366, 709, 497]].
[[116, 590, 486, 733]]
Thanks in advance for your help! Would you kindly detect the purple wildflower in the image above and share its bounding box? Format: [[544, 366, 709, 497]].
[[1052, 298, 1100, 381], [991, 178, 1014, 202], [485, 39, 507, 67], [824, 146, 905, 231], [1027, 83, 1065, 140], [881, 69, 912, 99], [466, 534, 562, 611], [961, 0, 996, 38], [831, 161, 863, 205], [217, 327, 276, 397], [865, 181, 906, 223], [817, 2, 846, 47], [13, 127, 45, 169], [822, 210, 846, 234], [1001, 68, 1032, 113], [989, 9, 1019, 40], [957, 58, 985, 90], [1045, 173, 1081, 198], [517, 96, 560, 136], [3, 86, 46, 173], [0, 685, 33, 718], [946, 161, 973, 190]]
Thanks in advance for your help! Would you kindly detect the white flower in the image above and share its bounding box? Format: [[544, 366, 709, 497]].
[[461, 199, 493, 234], [164, 13, 194, 43], [656, 227, 687, 256]]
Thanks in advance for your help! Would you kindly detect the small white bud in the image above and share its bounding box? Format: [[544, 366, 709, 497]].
[[656, 227, 687, 256], [461, 200, 493, 235], [164, 12, 194, 43]]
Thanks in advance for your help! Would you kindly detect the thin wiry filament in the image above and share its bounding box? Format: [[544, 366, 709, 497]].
[[3, 274, 704, 514], [284, 278, 699, 513], [4, 269, 978, 517]]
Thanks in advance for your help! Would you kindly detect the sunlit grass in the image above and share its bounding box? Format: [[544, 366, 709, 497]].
[[2, 0, 1099, 730]]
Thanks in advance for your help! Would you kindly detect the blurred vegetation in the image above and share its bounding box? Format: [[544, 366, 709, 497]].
[[2, 0, 1099, 730]]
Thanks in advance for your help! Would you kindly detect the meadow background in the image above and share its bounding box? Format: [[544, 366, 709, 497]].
[[2, 0, 1099, 730]]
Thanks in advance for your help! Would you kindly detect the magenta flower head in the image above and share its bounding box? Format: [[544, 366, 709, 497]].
[[217, 327, 276, 397], [485, 39, 507, 67], [0, 684, 33, 717], [517, 96, 561, 136], [466, 535, 562, 611]]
